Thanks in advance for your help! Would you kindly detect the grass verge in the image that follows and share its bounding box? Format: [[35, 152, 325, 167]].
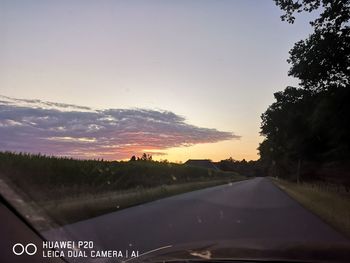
[[271, 177, 350, 238], [41, 176, 247, 227]]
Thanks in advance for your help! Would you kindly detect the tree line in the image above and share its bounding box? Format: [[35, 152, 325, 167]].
[[259, 0, 350, 185]]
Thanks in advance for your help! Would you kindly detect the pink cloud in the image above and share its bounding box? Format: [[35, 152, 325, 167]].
[[0, 95, 239, 160]]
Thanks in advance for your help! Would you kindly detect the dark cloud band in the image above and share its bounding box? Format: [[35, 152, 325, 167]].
[[0, 95, 239, 159]]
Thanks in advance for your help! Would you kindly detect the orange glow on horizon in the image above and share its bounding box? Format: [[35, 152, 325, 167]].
[[128, 137, 261, 163]]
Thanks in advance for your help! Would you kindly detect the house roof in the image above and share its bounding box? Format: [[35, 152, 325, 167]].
[[184, 159, 219, 170]]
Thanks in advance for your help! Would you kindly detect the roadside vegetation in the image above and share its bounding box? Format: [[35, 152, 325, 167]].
[[263, 1, 350, 238], [262, 0, 350, 240], [0, 151, 246, 227], [259, 1, 350, 190], [272, 177, 350, 238]]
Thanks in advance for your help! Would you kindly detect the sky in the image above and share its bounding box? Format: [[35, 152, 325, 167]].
[[0, 0, 315, 162]]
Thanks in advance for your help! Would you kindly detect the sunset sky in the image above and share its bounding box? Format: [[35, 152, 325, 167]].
[[0, 0, 315, 162]]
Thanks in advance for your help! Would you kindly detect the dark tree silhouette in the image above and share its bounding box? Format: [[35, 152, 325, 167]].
[[275, 0, 350, 90], [140, 153, 152, 161], [260, 1, 350, 184]]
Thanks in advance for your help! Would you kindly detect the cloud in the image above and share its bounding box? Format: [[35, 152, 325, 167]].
[[0, 95, 239, 160]]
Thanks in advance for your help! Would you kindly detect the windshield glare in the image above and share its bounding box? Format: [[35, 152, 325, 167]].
[[1, 0, 350, 262]]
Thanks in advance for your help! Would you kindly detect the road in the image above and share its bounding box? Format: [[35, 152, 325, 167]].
[[45, 177, 349, 256]]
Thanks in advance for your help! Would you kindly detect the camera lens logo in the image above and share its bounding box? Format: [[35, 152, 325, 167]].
[[12, 243, 37, 256]]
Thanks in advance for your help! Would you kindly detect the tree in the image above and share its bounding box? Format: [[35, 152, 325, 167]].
[[259, 1, 350, 182], [260, 87, 317, 179], [140, 153, 152, 161], [274, 0, 350, 90]]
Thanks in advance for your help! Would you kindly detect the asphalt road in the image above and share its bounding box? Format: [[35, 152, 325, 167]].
[[45, 177, 349, 255]]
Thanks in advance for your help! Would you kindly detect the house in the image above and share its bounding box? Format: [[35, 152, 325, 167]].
[[184, 159, 219, 170]]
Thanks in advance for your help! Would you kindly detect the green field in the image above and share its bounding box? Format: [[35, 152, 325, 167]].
[[0, 152, 246, 228]]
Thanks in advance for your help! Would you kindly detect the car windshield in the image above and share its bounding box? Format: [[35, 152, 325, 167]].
[[1, 0, 350, 263]]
